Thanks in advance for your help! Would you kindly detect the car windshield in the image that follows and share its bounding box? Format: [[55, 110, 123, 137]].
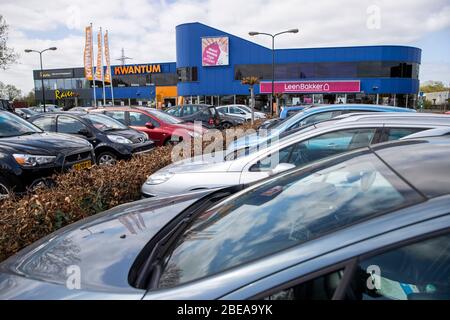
[[146, 109, 182, 124], [158, 151, 422, 289], [84, 114, 128, 131], [0, 111, 42, 137]]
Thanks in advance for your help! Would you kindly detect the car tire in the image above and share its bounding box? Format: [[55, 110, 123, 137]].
[[96, 152, 117, 166], [0, 176, 12, 200], [221, 122, 233, 129]]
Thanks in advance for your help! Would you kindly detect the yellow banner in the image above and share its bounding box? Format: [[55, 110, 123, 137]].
[[83, 26, 93, 80], [104, 30, 111, 83], [95, 30, 103, 81]]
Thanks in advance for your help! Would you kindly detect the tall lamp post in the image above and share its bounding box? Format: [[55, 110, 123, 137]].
[[249, 29, 299, 116], [24, 47, 57, 112]]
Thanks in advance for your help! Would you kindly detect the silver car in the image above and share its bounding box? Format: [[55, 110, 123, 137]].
[[141, 114, 450, 198], [217, 105, 267, 121], [1, 136, 449, 299]]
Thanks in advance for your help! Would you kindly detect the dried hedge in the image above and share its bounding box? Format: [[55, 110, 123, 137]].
[[0, 121, 261, 262]]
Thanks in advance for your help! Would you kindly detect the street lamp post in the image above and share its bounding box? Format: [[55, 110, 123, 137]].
[[24, 47, 57, 113], [249, 29, 299, 116]]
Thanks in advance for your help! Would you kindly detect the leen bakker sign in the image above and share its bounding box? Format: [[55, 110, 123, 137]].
[[260, 81, 361, 94]]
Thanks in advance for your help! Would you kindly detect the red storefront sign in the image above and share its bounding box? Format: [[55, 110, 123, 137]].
[[260, 81, 361, 94]]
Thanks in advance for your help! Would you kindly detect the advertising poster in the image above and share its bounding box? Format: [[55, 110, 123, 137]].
[[202, 36, 229, 66]]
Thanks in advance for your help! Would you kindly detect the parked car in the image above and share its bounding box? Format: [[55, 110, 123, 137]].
[[30, 105, 62, 113], [217, 105, 266, 121], [166, 104, 245, 129], [0, 110, 94, 198], [142, 114, 450, 198], [279, 105, 309, 119], [90, 107, 207, 146], [14, 107, 39, 119], [216, 109, 247, 128], [29, 112, 155, 165], [1, 136, 449, 300], [0, 99, 14, 112], [70, 106, 95, 112], [230, 104, 416, 153]]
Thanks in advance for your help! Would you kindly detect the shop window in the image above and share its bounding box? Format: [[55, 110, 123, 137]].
[[177, 67, 198, 82]]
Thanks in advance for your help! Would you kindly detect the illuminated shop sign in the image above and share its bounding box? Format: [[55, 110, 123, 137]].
[[260, 81, 361, 94], [113, 64, 162, 75], [55, 90, 79, 100]]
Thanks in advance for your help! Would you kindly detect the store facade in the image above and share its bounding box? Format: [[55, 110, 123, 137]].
[[33, 62, 177, 108], [176, 23, 421, 109], [33, 22, 421, 109]]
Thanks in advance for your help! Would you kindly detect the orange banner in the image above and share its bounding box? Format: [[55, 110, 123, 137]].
[[94, 30, 103, 81], [104, 30, 111, 83], [83, 25, 93, 80]]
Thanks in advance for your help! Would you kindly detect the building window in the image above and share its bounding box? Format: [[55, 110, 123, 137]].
[[177, 67, 198, 82], [234, 61, 420, 80]]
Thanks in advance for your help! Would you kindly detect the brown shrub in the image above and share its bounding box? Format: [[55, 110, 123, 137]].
[[0, 121, 262, 262]]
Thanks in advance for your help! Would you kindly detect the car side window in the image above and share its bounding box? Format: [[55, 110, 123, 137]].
[[230, 106, 245, 115], [250, 128, 376, 171], [382, 128, 425, 142], [129, 112, 159, 127], [167, 108, 181, 117], [290, 128, 377, 164], [183, 105, 199, 116], [346, 233, 450, 300], [32, 116, 56, 131], [249, 145, 295, 172], [265, 269, 345, 300], [291, 111, 336, 130], [57, 116, 87, 134], [105, 111, 127, 125]]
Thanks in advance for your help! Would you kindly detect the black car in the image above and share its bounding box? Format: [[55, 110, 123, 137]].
[[0, 110, 94, 198], [0, 99, 14, 112], [165, 104, 245, 129], [29, 112, 156, 165], [14, 108, 39, 120]]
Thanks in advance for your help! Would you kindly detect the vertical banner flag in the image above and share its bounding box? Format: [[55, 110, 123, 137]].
[[104, 30, 112, 83], [84, 25, 93, 80], [95, 30, 103, 81]]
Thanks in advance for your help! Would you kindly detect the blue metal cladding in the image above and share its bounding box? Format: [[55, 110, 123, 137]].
[[95, 86, 156, 100], [176, 23, 422, 96]]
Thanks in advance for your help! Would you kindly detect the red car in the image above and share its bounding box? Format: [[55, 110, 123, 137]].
[[90, 107, 207, 146], [445, 111, 450, 115]]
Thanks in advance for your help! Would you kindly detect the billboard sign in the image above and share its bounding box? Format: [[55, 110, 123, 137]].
[[260, 80, 361, 94], [202, 36, 229, 66]]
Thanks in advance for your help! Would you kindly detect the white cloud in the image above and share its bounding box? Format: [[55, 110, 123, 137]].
[[0, 0, 449, 93]]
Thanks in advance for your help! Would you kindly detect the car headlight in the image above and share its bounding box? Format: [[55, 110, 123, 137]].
[[107, 135, 133, 144], [13, 154, 56, 167], [145, 172, 174, 185]]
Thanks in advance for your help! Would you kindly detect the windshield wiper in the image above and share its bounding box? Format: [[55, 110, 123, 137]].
[[103, 128, 123, 132]]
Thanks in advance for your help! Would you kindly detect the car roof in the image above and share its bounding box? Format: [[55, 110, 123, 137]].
[[301, 104, 415, 115], [371, 136, 450, 198]]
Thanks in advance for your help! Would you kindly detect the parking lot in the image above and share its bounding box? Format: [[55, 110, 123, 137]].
[[1, 0, 450, 305]]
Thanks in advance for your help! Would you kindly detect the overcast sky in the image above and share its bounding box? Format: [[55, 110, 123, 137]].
[[0, 0, 449, 94]]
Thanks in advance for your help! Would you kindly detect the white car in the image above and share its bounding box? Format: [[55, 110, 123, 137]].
[[141, 113, 450, 198], [217, 104, 266, 121]]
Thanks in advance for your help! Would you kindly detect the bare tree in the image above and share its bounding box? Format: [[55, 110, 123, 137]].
[[5, 84, 21, 101], [0, 15, 19, 70]]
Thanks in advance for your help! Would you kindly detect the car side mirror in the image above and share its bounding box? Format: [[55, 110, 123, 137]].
[[145, 122, 155, 129], [269, 163, 296, 176], [78, 128, 92, 137]]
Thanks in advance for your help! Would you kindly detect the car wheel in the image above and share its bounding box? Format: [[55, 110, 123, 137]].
[[0, 176, 12, 200], [221, 122, 232, 129], [96, 152, 117, 166]]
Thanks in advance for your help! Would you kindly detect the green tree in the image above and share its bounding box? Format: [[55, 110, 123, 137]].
[[23, 89, 35, 106], [420, 81, 448, 93], [241, 76, 260, 125], [0, 15, 18, 70]]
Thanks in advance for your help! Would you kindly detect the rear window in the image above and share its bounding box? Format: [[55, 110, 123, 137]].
[[158, 152, 422, 289]]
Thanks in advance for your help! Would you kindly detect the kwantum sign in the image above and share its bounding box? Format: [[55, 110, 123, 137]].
[[260, 81, 361, 94], [113, 64, 162, 75]]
